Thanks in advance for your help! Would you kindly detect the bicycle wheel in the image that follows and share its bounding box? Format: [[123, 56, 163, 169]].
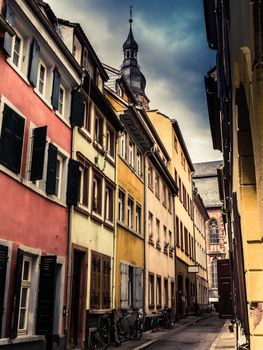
[[90, 329, 110, 350]]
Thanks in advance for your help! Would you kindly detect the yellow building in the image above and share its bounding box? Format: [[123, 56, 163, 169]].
[[57, 22, 123, 349], [147, 111, 197, 317], [193, 188, 209, 313], [204, 0, 263, 348], [104, 65, 154, 311]]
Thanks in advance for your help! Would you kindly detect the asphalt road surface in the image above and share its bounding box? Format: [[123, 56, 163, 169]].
[[148, 315, 225, 350]]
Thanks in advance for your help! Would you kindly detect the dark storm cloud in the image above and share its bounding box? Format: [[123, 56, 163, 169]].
[[46, 0, 220, 161]]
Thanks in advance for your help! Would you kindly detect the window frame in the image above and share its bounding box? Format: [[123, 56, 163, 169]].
[[118, 189, 125, 223], [156, 275, 162, 308], [127, 196, 134, 228], [148, 273, 155, 307], [36, 60, 47, 96], [135, 203, 142, 234], [12, 32, 23, 70]]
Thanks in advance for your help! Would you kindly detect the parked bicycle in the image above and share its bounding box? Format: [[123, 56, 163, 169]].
[[129, 312, 146, 340], [151, 308, 173, 332], [89, 315, 111, 350]]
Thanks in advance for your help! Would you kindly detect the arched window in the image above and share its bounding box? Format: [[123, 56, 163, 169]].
[[209, 219, 219, 244], [211, 258, 218, 288]]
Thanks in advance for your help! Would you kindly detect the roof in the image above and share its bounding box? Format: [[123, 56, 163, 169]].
[[172, 120, 195, 172], [193, 161, 223, 208], [194, 161, 223, 177], [57, 18, 108, 81]]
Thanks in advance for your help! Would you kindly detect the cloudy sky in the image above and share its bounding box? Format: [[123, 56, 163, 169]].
[[47, 0, 221, 163]]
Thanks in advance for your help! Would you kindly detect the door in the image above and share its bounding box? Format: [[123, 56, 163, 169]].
[[69, 249, 87, 349]]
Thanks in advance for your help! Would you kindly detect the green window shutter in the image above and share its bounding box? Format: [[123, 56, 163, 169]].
[[0, 245, 8, 335], [28, 39, 40, 87], [3, 4, 14, 57], [51, 68, 61, 110], [46, 143, 57, 195], [30, 126, 47, 181], [66, 159, 80, 206], [70, 90, 85, 127]]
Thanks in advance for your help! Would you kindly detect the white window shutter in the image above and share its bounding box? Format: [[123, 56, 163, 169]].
[[120, 263, 129, 309], [133, 267, 144, 309]]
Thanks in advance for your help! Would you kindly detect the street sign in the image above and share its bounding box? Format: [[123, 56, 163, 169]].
[[188, 265, 199, 273]]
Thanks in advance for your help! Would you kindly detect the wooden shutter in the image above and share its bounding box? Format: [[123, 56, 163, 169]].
[[0, 245, 8, 335], [46, 143, 57, 195], [70, 90, 85, 127], [102, 256, 111, 309], [67, 159, 80, 206], [0, 104, 25, 173], [133, 268, 143, 309], [30, 126, 47, 181], [120, 263, 129, 309], [51, 68, 61, 110], [90, 253, 101, 309], [28, 39, 40, 87], [233, 193, 249, 336], [218, 259, 234, 319], [11, 249, 24, 339], [36, 256, 57, 349], [3, 4, 14, 57]]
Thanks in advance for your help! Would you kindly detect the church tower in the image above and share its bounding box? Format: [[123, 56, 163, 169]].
[[121, 8, 150, 110]]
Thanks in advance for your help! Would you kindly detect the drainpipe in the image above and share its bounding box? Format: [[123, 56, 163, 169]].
[[143, 147, 154, 314], [65, 125, 74, 341], [172, 192, 178, 320]]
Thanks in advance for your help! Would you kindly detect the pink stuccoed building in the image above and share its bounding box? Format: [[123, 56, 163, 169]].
[[0, 1, 83, 349]]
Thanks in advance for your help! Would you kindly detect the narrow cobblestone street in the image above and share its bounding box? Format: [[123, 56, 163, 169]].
[[147, 315, 234, 350]]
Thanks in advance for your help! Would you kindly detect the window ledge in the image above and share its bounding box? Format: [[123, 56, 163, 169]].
[[155, 193, 160, 200], [117, 221, 144, 240], [105, 154, 116, 167], [104, 220, 114, 231], [33, 88, 53, 111], [55, 110, 71, 128], [75, 205, 90, 217], [156, 243, 161, 251], [91, 212, 104, 224], [6, 59, 30, 86], [148, 238, 155, 246], [93, 141, 105, 155], [78, 127, 92, 143], [0, 335, 45, 345]]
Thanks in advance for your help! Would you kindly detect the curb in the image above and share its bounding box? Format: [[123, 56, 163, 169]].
[[133, 314, 211, 350]]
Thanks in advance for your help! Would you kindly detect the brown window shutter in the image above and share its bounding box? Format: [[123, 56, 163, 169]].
[[90, 253, 101, 309], [83, 167, 89, 206], [102, 256, 111, 309]]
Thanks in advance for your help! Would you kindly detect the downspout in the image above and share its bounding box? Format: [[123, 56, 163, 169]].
[[192, 189, 198, 315], [65, 122, 74, 340], [143, 147, 154, 313]]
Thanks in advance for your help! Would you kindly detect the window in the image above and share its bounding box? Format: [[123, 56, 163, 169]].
[[156, 276, 162, 307], [209, 219, 219, 244], [36, 62, 46, 95], [106, 125, 115, 158], [92, 174, 102, 214], [78, 165, 89, 207], [164, 279, 168, 307], [148, 164, 153, 188], [174, 135, 178, 152], [83, 98, 92, 132], [184, 228, 188, 255], [211, 258, 218, 289], [169, 231, 172, 250], [174, 168, 177, 185], [168, 192, 172, 212], [176, 216, 180, 247], [180, 221, 184, 250], [163, 183, 167, 207], [105, 185, 114, 222], [178, 177, 182, 201], [128, 140, 134, 168], [0, 104, 25, 174], [18, 256, 32, 334], [156, 219, 160, 243], [148, 212, 153, 239], [55, 155, 63, 198], [181, 151, 185, 169], [94, 112, 104, 146], [82, 48, 94, 77], [90, 252, 111, 309], [136, 204, 141, 234], [163, 225, 167, 243], [120, 132, 126, 159], [58, 86, 65, 115], [12, 34, 23, 68], [127, 197, 134, 228], [155, 174, 160, 198], [118, 190, 125, 222], [149, 273, 154, 306], [137, 150, 142, 177]]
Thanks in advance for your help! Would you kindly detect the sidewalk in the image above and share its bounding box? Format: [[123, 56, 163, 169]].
[[108, 313, 211, 350], [209, 321, 236, 350]]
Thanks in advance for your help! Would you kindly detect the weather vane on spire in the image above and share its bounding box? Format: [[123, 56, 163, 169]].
[[129, 6, 133, 24]]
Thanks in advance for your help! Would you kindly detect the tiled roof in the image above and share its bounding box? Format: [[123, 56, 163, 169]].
[[193, 161, 223, 208]]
